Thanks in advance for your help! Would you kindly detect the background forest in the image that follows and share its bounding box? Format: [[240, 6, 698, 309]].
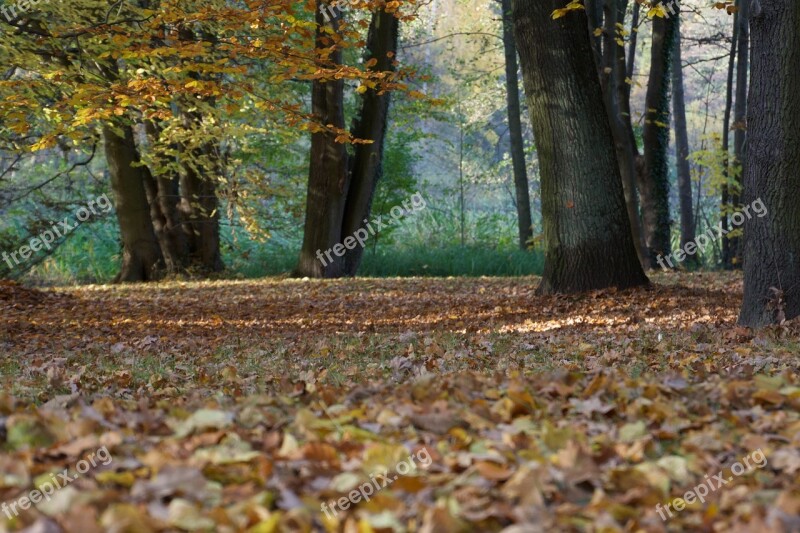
[[4, 1, 800, 531], [0, 0, 744, 283]]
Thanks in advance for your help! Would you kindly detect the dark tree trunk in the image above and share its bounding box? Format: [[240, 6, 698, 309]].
[[295, 4, 349, 278], [625, 1, 640, 86], [640, 14, 677, 264], [173, 26, 225, 275], [721, 5, 739, 269], [730, 0, 749, 267], [140, 122, 188, 273], [586, 0, 603, 69], [501, 0, 533, 250], [600, 0, 648, 268], [179, 147, 224, 274], [341, 6, 399, 275], [739, 0, 800, 327], [671, 17, 695, 263], [103, 125, 164, 282], [512, 0, 648, 294]]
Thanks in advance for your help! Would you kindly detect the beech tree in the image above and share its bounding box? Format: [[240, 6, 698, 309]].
[[739, 0, 800, 326], [296, 1, 402, 278], [512, 0, 648, 294]]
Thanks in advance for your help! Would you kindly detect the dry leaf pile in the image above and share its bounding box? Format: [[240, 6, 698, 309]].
[[1, 272, 799, 532]]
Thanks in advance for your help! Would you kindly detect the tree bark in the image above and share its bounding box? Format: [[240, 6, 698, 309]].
[[739, 0, 800, 327], [501, 0, 533, 250], [512, 0, 649, 294], [174, 25, 225, 275], [295, 3, 350, 278], [721, 5, 739, 269], [103, 125, 164, 282], [640, 14, 677, 264], [599, 0, 648, 268], [140, 121, 188, 273], [730, 0, 749, 267], [341, 5, 399, 275], [671, 16, 695, 263], [179, 149, 224, 274]]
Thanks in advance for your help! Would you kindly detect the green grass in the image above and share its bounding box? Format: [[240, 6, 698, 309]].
[[235, 244, 544, 278]]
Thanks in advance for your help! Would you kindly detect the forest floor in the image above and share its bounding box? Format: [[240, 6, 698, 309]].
[[1, 272, 799, 532]]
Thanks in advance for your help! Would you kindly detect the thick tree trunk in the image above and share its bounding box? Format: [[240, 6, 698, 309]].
[[103, 125, 164, 282], [671, 17, 695, 264], [730, 0, 749, 267], [721, 6, 739, 269], [640, 14, 677, 264], [501, 0, 533, 250], [295, 4, 349, 278], [341, 6, 399, 275], [739, 0, 800, 327], [512, 0, 648, 294]]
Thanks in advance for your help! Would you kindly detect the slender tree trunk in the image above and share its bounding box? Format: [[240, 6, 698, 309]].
[[730, 0, 749, 267], [739, 0, 800, 327], [341, 6, 399, 275], [599, 0, 648, 268], [671, 17, 695, 264], [501, 0, 533, 250], [619, 0, 649, 267], [640, 14, 677, 264], [174, 25, 225, 275], [586, 0, 603, 71], [140, 121, 188, 273], [721, 5, 739, 269], [103, 125, 164, 282], [179, 149, 224, 274], [295, 4, 349, 278], [512, 0, 648, 294], [626, 1, 640, 86]]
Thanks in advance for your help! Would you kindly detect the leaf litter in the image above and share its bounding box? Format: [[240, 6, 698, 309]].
[[1, 272, 799, 531]]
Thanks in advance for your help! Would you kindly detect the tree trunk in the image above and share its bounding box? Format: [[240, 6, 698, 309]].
[[295, 4, 350, 278], [671, 17, 695, 264], [179, 149, 224, 274], [721, 5, 739, 269], [141, 121, 188, 273], [512, 0, 649, 294], [174, 26, 225, 275], [739, 0, 800, 327], [625, 1, 640, 87], [730, 0, 749, 267], [341, 6, 399, 275], [600, 0, 648, 268], [501, 0, 533, 250], [640, 14, 677, 264], [103, 125, 164, 282]]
